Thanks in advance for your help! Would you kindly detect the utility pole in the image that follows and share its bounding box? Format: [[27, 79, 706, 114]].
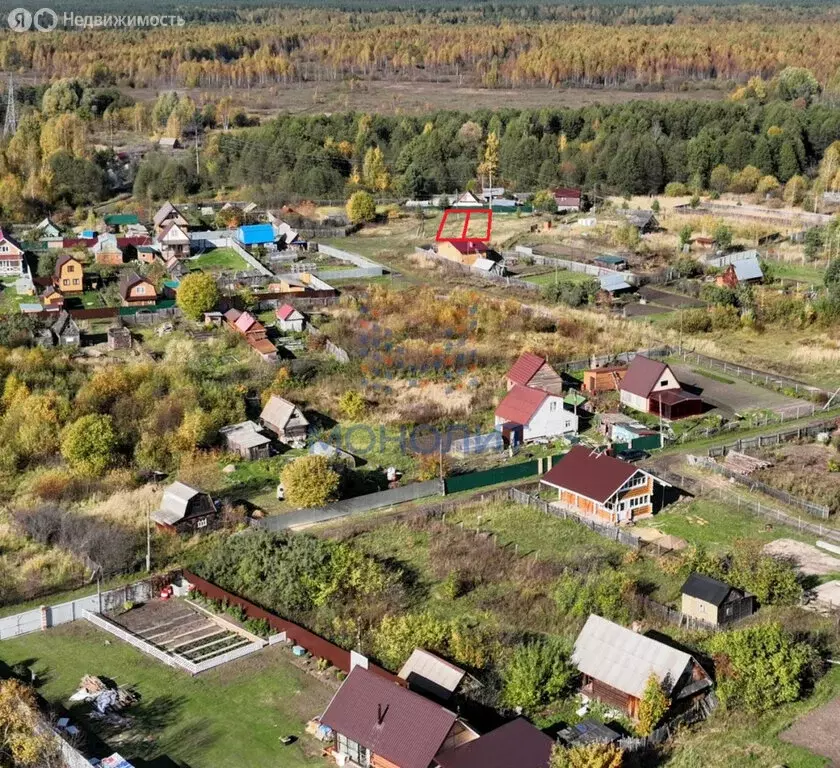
[[3, 75, 17, 137], [146, 504, 152, 573]]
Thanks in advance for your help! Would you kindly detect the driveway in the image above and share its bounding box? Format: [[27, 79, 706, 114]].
[[781, 695, 840, 766], [670, 363, 812, 416]]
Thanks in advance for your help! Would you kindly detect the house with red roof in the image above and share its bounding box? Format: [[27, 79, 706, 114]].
[[275, 303, 305, 332], [494, 384, 577, 444], [540, 444, 667, 523], [320, 666, 478, 768], [505, 352, 564, 395], [552, 187, 582, 212], [223, 308, 277, 362], [437, 240, 489, 267], [619, 355, 703, 420]]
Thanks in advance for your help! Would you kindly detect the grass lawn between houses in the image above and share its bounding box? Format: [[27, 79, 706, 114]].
[[0, 621, 331, 768], [190, 247, 250, 272], [520, 269, 596, 286]]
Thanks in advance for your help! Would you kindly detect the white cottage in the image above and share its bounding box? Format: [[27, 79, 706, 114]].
[[494, 385, 578, 443]]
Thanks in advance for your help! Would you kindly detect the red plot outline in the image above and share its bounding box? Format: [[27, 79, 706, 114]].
[[435, 208, 493, 243]]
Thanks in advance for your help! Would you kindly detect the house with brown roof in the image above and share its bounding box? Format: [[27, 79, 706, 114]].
[[157, 221, 191, 261], [320, 667, 477, 768], [552, 187, 582, 212], [259, 395, 309, 444], [437, 240, 489, 267], [540, 444, 667, 523], [223, 308, 277, 362], [153, 201, 189, 236], [505, 352, 564, 395], [572, 614, 712, 719], [435, 718, 553, 768], [53, 254, 84, 295], [42, 285, 64, 308], [494, 384, 578, 444], [0, 229, 26, 276], [619, 356, 703, 420], [118, 271, 157, 307], [582, 365, 627, 394]]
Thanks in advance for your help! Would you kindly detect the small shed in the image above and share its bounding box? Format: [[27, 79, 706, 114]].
[[599, 273, 633, 294], [680, 573, 754, 626], [237, 223, 276, 247], [51, 310, 80, 346], [275, 303, 305, 332], [151, 481, 218, 534], [309, 440, 356, 468], [582, 365, 626, 393], [594, 254, 628, 271], [259, 395, 309, 444], [219, 420, 271, 461], [398, 648, 466, 701], [557, 719, 620, 748], [107, 325, 132, 351]]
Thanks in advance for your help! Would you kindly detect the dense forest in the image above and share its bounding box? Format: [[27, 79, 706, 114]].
[[3, 5, 840, 90], [200, 97, 840, 200]]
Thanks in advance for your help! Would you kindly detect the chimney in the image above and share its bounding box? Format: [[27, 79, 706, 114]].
[[377, 704, 389, 726]]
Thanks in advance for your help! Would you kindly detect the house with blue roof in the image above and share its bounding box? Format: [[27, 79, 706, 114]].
[[237, 223, 275, 247]]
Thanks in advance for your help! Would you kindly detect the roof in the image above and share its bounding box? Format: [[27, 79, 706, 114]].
[[552, 187, 582, 200], [276, 303, 303, 321], [495, 385, 549, 425], [159, 221, 190, 244], [153, 201, 186, 228], [238, 223, 275, 245], [472, 257, 497, 271], [51, 310, 77, 336], [681, 573, 738, 606], [599, 274, 632, 292], [626, 209, 657, 228], [435, 719, 552, 768], [310, 440, 356, 466], [104, 213, 139, 226], [572, 614, 696, 699], [398, 649, 465, 700], [652, 389, 701, 406], [54, 253, 81, 276], [156, 481, 204, 524], [732, 257, 764, 282], [219, 420, 271, 449], [620, 355, 671, 399], [260, 395, 309, 430], [557, 719, 621, 748], [119, 271, 154, 300], [507, 352, 546, 386], [320, 667, 457, 768], [447, 240, 488, 254], [540, 445, 638, 504], [234, 311, 260, 334], [594, 254, 627, 265]]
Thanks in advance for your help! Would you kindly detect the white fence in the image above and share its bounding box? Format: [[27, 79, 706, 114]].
[[0, 579, 156, 641], [190, 232, 273, 277], [514, 245, 640, 286], [83, 610, 266, 675]]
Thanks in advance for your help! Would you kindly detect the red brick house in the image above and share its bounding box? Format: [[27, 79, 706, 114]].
[[540, 445, 667, 523]]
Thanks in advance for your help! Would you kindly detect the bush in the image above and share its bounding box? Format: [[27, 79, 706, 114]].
[[226, 603, 247, 622], [664, 182, 689, 197], [708, 623, 818, 712], [60, 414, 117, 475], [637, 673, 670, 735], [280, 455, 340, 508], [374, 612, 450, 669], [338, 390, 366, 420], [244, 617, 271, 637], [346, 191, 376, 224], [551, 743, 624, 768], [667, 308, 711, 333], [501, 637, 575, 713]]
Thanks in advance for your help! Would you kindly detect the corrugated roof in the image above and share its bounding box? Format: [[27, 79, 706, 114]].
[[733, 257, 764, 282], [620, 355, 670, 399], [681, 573, 736, 606], [158, 481, 201, 521], [436, 718, 552, 768], [321, 667, 456, 768], [652, 389, 701, 406], [153, 201, 186, 228], [260, 395, 308, 430], [238, 223, 275, 245], [219, 421, 271, 449], [599, 274, 632, 292], [506, 352, 546, 386], [276, 303, 301, 321], [572, 614, 696, 699], [495, 385, 549, 425], [540, 445, 637, 504], [398, 649, 465, 699]]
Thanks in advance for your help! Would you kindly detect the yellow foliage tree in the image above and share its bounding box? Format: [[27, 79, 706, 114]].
[[280, 455, 340, 507], [550, 743, 624, 768], [0, 678, 58, 766]]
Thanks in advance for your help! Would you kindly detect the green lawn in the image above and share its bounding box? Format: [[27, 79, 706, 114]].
[[0, 622, 330, 768], [765, 260, 824, 286], [190, 247, 250, 272], [520, 269, 595, 286]]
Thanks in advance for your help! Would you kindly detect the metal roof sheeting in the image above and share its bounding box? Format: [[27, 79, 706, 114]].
[[572, 615, 695, 699], [599, 274, 632, 292], [494, 384, 549, 425], [733, 257, 764, 282], [398, 649, 465, 699], [436, 718, 553, 768], [506, 352, 546, 386]]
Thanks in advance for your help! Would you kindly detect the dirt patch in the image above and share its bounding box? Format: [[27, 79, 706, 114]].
[[763, 539, 840, 576], [637, 287, 705, 309], [781, 695, 840, 766], [754, 443, 840, 513]]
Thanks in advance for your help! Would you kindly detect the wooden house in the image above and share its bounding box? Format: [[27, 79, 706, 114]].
[[680, 573, 754, 626], [118, 271, 157, 307], [107, 324, 132, 350], [505, 352, 564, 395], [0, 229, 26, 276], [540, 445, 667, 524], [624, 210, 659, 233], [320, 667, 476, 768], [153, 201, 189, 236], [92, 233, 125, 266], [151, 481, 218, 534], [715, 257, 764, 288], [42, 286, 64, 308], [53, 254, 84, 295], [552, 187, 582, 212], [259, 395, 309, 445], [219, 420, 271, 461], [437, 240, 488, 267], [572, 615, 712, 720], [582, 365, 626, 394], [619, 356, 703, 420], [51, 311, 80, 346], [34, 217, 61, 240], [223, 308, 277, 362], [494, 385, 578, 444], [157, 222, 191, 261]]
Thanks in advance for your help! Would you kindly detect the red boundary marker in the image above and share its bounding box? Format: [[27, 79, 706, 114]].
[[435, 208, 493, 243]]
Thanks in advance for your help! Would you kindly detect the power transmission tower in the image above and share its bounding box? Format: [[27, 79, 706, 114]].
[[3, 76, 17, 137]]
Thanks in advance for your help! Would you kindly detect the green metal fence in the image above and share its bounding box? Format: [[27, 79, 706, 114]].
[[612, 434, 663, 454], [444, 452, 565, 494]]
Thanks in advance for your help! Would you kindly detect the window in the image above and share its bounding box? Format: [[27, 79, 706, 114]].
[[336, 735, 369, 766], [73, 279, 80, 286], [197, 518, 208, 529], [549, 401, 557, 412], [67, 265, 75, 273], [63, 279, 70, 286], [660, 380, 668, 386], [136, 286, 145, 294]]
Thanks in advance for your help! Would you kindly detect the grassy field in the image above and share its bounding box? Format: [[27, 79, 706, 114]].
[[190, 247, 250, 272], [0, 622, 331, 768], [520, 269, 595, 286], [766, 260, 825, 286]]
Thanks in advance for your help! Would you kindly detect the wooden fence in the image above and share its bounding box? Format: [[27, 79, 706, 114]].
[[706, 418, 839, 458]]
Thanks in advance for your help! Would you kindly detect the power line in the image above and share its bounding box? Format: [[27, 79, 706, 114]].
[[3, 75, 17, 138]]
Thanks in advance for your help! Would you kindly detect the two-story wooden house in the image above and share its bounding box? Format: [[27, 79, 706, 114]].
[[0, 230, 26, 276], [53, 254, 84, 295], [118, 271, 157, 307], [540, 445, 667, 524]]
